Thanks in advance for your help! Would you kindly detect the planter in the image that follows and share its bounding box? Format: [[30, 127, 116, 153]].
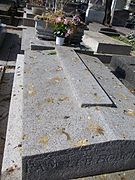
[[56, 37, 65, 46], [65, 24, 85, 44], [35, 20, 55, 40]]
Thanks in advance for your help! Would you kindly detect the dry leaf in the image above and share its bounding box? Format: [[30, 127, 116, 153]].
[[87, 124, 104, 135], [28, 83, 37, 96], [59, 128, 71, 141], [75, 139, 89, 147], [58, 96, 69, 101], [124, 109, 135, 116], [51, 77, 62, 83], [38, 135, 49, 146]]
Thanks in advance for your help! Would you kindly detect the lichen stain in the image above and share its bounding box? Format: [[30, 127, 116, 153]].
[[56, 66, 63, 71], [75, 139, 89, 148], [46, 97, 54, 103], [22, 134, 28, 140], [87, 124, 104, 135], [124, 109, 135, 117], [37, 117, 43, 122], [38, 135, 49, 146], [28, 83, 37, 96]]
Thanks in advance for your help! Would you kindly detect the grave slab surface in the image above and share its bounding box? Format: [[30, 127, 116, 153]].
[[22, 48, 135, 180], [56, 47, 113, 107]]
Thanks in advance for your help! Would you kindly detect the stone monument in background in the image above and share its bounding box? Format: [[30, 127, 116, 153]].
[[85, 0, 105, 24]]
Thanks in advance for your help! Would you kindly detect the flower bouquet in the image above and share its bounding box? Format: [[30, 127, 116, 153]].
[[53, 16, 74, 45]]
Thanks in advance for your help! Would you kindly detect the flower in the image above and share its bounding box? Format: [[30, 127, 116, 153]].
[[53, 16, 73, 38], [56, 17, 62, 23], [72, 15, 81, 26]]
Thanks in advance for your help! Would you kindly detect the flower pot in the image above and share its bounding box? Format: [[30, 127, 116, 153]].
[[56, 37, 65, 46]]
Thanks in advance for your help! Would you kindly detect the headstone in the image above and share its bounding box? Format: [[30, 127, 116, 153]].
[[85, 0, 105, 24], [112, 10, 129, 26]]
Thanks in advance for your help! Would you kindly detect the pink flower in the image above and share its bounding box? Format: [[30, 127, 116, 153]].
[[56, 17, 62, 23], [64, 18, 68, 25], [65, 29, 73, 37]]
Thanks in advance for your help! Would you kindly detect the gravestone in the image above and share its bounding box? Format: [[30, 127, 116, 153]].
[[85, 0, 105, 24]]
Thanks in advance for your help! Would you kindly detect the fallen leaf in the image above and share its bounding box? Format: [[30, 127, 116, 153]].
[[28, 84, 37, 96], [87, 124, 104, 135], [124, 109, 135, 116], [51, 77, 62, 83], [38, 135, 49, 146], [59, 128, 71, 141], [75, 139, 89, 147], [58, 96, 69, 101]]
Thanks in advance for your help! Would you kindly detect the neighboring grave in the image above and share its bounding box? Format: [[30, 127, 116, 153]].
[[1, 54, 24, 180], [83, 30, 131, 55], [23, 9, 35, 27], [110, 55, 135, 87], [22, 45, 135, 179], [0, 23, 6, 48], [85, 0, 105, 24], [0, 66, 5, 82]]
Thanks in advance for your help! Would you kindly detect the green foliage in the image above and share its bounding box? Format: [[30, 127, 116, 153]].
[[112, 35, 135, 51]]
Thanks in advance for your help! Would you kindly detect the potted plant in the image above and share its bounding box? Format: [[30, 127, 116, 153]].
[[53, 16, 74, 45]]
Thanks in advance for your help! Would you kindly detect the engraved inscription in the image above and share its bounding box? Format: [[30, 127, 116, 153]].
[[23, 141, 135, 179]]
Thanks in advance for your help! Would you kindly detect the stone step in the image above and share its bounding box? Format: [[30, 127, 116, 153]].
[[83, 30, 132, 55], [1, 54, 24, 180], [0, 66, 5, 83], [22, 48, 135, 180], [56, 46, 113, 107]]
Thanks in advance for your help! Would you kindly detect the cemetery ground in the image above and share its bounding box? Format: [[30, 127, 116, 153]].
[[0, 21, 135, 179]]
